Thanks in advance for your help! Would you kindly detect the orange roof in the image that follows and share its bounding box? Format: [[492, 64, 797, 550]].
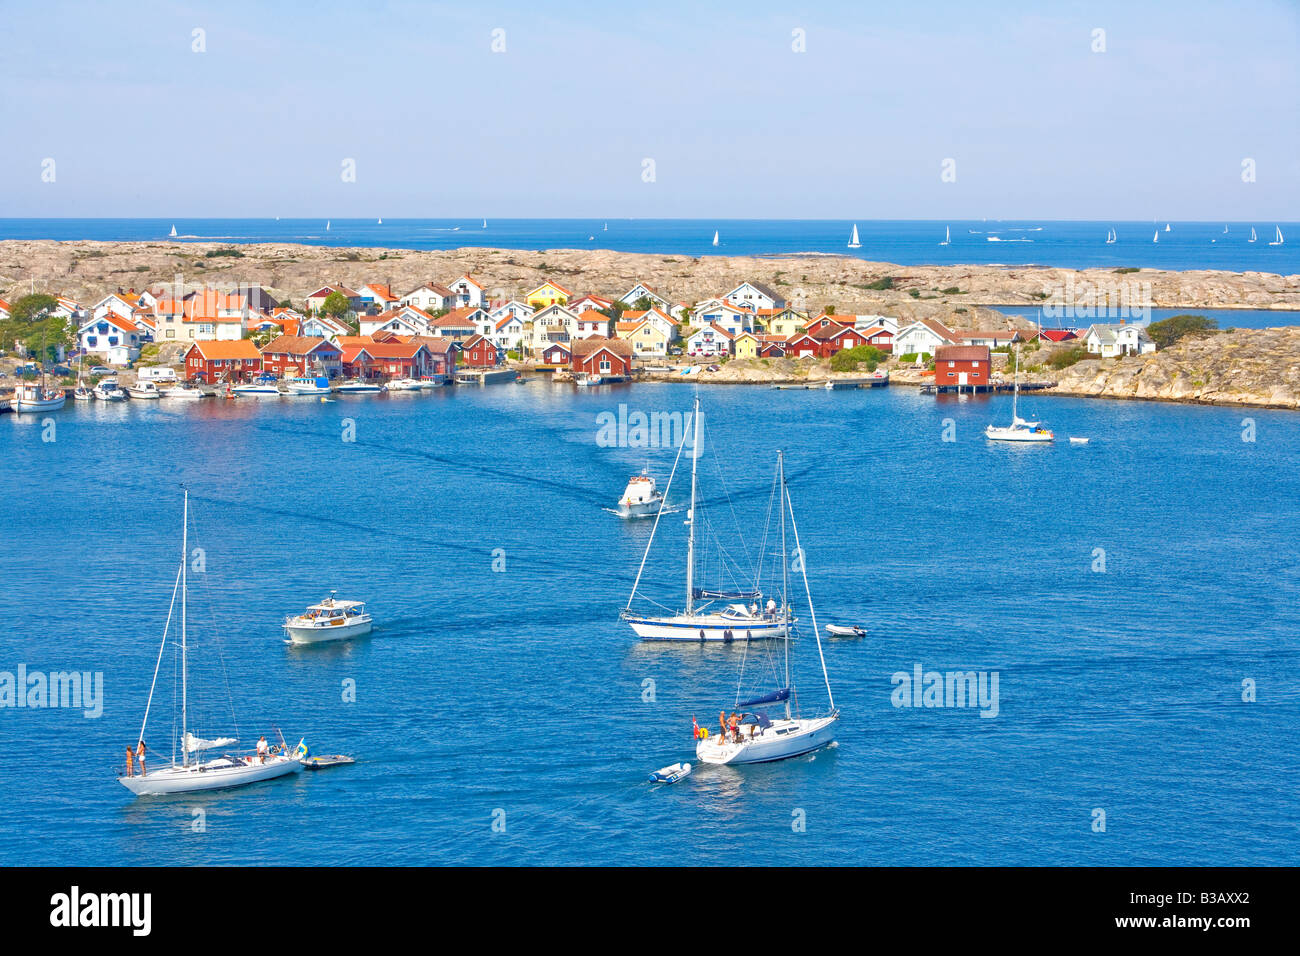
[[186, 340, 261, 361], [528, 280, 572, 297]]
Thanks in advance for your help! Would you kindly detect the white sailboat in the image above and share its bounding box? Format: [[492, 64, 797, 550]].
[[169, 224, 178, 237], [482, 218, 488, 229], [712, 230, 720, 247], [623, 398, 791, 642], [1165, 223, 1171, 232], [325, 220, 330, 231], [603, 222, 608, 231], [1106, 228, 1117, 244], [1152, 230, 1159, 243], [377, 217, 382, 225], [119, 492, 306, 796], [939, 225, 950, 246], [693, 451, 838, 765], [1269, 226, 1284, 246], [1249, 227, 1257, 243], [847, 224, 861, 248], [985, 347, 1053, 443]]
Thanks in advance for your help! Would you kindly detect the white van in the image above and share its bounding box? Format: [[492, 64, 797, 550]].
[[137, 366, 178, 383]]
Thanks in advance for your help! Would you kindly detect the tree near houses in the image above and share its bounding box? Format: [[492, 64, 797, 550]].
[[1147, 314, 1218, 349], [632, 295, 654, 312], [321, 290, 351, 319], [0, 293, 73, 359]]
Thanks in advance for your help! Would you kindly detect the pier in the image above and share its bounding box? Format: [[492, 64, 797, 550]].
[[922, 381, 1057, 395], [455, 368, 519, 386], [773, 374, 890, 390]]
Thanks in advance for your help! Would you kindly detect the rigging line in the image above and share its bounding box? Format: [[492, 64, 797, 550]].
[[138, 559, 183, 749], [699, 415, 757, 576], [624, 405, 691, 611], [188, 500, 241, 740], [785, 480, 833, 711]]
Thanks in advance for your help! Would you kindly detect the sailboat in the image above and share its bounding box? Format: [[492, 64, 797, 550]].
[[119, 491, 306, 796], [940, 225, 951, 246], [377, 217, 382, 225], [603, 222, 608, 231], [1223, 225, 1229, 234], [1165, 223, 1171, 232], [1105, 228, 1117, 244], [1249, 227, 1257, 243], [623, 398, 791, 642], [693, 451, 838, 765], [325, 220, 330, 231], [847, 224, 861, 248], [712, 230, 720, 247], [169, 224, 178, 237], [1269, 226, 1284, 246], [482, 218, 487, 229], [985, 347, 1052, 442], [1152, 230, 1159, 243]]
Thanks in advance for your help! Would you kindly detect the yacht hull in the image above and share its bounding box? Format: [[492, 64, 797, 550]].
[[626, 613, 790, 642], [119, 755, 303, 795], [284, 619, 373, 644], [696, 715, 838, 765]]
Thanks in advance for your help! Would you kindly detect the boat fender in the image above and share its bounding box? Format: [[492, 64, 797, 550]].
[[698, 629, 706, 642], [723, 629, 734, 643]]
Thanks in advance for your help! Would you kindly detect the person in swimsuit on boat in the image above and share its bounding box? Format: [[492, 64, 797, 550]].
[[719, 711, 729, 743], [256, 736, 268, 764], [729, 712, 740, 742], [136, 741, 147, 776], [125, 745, 134, 777]]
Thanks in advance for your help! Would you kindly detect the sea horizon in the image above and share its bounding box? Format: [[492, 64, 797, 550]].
[[1, 218, 1296, 274]]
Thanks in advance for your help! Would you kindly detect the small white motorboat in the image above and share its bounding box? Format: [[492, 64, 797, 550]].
[[301, 754, 355, 770], [825, 624, 866, 638], [284, 375, 332, 396], [160, 385, 205, 400], [418, 374, 450, 388], [126, 381, 161, 400], [574, 373, 602, 387], [93, 378, 127, 401], [283, 593, 373, 645], [1069, 437, 1090, 445], [385, 378, 422, 391], [648, 762, 692, 784], [73, 384, 93, 402], [231, 383, 281, 398], [335, 380, 384, 394], [613, 472, 664, 519]]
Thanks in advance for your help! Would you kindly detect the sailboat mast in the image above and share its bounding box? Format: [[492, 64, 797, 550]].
[[779, 451, 790, 719], [685, 398, 700, 615], [180, 490, 189, 768], [1012, 346, 1020, 420]]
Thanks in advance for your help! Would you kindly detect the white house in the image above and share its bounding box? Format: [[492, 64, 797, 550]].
[[360, 306, 434, 338], [1083, 323, 1156, 357], [619, 282, 672, 311], [892, 318, 959, 357], [525, 304, 580, 356], [492, 313, 526, 352], [568, 294, 613, 314], [573, 311, 610, 339], [401, 283, 457, 314], [446, 275, 484, 309], [724, 281, 784, 312], [77, 313, 142, 365], [686, 324, 734, 358], [356, 283, 401, 313], [694, 300, 752, 338]]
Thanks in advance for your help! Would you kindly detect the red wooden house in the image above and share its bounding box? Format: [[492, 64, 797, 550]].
[[810, 324, 873, 357], [183, 340, 263, 384], [541, 342, 571, 366], [857, 324, 894, 353], [786, 333, 822, 359], [360, 341, 432, 378], [934, 345, 991, 388], [461, 333, 501, 368], [571, 336, 633, 377], [259, 334, 344, 379]]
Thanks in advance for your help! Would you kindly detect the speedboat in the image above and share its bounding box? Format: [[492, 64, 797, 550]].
[[335, 380, 384, 394], [825, 624, 866, 638], [231, 383, 282, 398], [93, 379, 126, 401], [615, 472, 665, 519], [418, 374, 450, 388], [284, 375, 333, 396], [385, 378, 422, 391], [283, 593, 373, 645], [125, 381, 161, 400], [160, 385, 205, 400], [13, 382, 66, 412]]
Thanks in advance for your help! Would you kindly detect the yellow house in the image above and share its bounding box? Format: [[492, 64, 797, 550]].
[[526, 281, 571, 310], [760, 307, 808, 338], [732, 331, 761, 359], [616, 317, 672, 357]]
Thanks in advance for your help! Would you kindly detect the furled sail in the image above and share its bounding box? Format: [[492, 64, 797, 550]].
[[739, 688, 790, 708], [184, 732, 239, 752]]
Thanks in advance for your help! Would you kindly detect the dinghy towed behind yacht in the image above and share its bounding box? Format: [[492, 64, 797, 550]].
[[622, 397, 791, 642], [693, 451, 839, 765], [119, 491, 306, 796]]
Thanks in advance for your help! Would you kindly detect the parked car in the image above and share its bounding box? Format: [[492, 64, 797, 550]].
[[89, 365, 114, 375]]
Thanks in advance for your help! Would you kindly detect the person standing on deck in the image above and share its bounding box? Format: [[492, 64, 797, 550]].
[[125, 745, 134, 777], [256, 736, 268, 764], [136, 741, 147, 776]]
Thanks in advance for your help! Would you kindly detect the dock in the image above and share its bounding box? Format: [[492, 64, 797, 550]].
[[774, 374, 890, 391], [922, 381, 1056, 395]]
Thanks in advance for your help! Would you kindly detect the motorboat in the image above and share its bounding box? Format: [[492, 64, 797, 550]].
[[418, 374, 450, 388], [574, 373, 603, 387], [230, 383, 282, 398], [160, 385, 205, 400], [614, 472, 665, 519], [125, 381, 161, 400], [13, 381, 66, 412], [93, 379, 126, 401], [335, 380, 384, 394], [1069, 437, 1090, 445], [118, 491, 307, 796], [284, 375, 333, 396], [73, 383, 93, 402], [283, 593, 373, 645], [825, 624, 866, 638], [384, 378, 422, 391]]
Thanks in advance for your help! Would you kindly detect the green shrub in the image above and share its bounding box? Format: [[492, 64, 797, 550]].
[[1147, 314, 1218, 349], [830, 344, 886, 372], [863, 276, 894, 291], [1047, 346, 1089, 370]]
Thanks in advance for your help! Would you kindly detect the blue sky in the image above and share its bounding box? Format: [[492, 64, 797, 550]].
[[1, 0, 1296, 219]]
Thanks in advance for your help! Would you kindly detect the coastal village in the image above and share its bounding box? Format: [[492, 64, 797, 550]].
[[0, 271, 1167, 405]]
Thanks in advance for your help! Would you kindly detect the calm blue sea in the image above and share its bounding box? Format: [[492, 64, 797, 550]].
[[2, 384, 1298, 866], [1, 218, 1297, 275]]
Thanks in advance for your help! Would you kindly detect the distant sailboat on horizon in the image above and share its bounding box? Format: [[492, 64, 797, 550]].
[[847, 224, 861, 248], [712, 230, 719, 247], [603, 222, 608, 231], [483, 218, 487, 229], [1105, 227, 1117, 244], [1269, 226, 1284, 246], [1165, 223, 1171, 232], [169, 224, 177, 237], [326, 220, 330, 231], [1249, 227, 1257, 243], [939, 225, 950, 246], [377, 217, 382, 225], [1152, 229, 1159, 243]]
